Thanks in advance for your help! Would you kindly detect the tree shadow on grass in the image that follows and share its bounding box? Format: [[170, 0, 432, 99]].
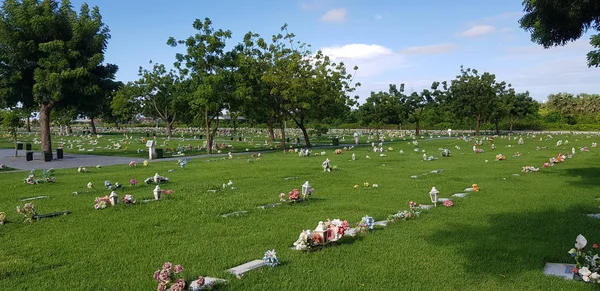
[[425, 205, 600, 278], [563, 167, 600, 187]]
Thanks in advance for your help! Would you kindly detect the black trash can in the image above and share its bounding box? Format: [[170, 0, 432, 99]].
[[17, 143, 23, 150], [296, 138, 300, 144], [286, 138, 290, 142], [155, 148, 164, 159], [230, 137, 234, 141], [26, 152, 33, 161], [146, 132, 150, 137], [25, 143, 31, 151], [43, 152, 52, 162], [332, 138, 339, 146], [199, 135, 203, 139], [56, 148, 63, 159], [238, 137, 242, 142]]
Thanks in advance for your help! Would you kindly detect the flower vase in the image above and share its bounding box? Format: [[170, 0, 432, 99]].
[[153, 191, 161, 200]]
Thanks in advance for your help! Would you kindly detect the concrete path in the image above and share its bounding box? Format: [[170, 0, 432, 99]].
[[0, 149, 230, 172]]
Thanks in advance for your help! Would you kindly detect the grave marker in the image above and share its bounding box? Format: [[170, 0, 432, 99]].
[[543, 263, 576, 280], [221, 211, 248, 218], [20, 196, 49, 201], [226, 260, 267, 276]]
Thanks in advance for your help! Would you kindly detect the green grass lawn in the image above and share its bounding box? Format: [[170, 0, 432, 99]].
[[0, 131, 370, 158], [1, 134, 599, 290]]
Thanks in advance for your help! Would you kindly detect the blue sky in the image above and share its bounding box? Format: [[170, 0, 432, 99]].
[[72, 0, 600, 102]]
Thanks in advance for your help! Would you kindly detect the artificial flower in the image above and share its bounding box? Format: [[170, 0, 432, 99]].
[[443, 200, 454, 207], [576, 234, 588, 250]]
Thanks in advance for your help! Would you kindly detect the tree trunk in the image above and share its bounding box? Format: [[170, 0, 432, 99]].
[[114, 121, 120, 130], [494, 119, 500, 135], [475, 116, 481, 136], [415, 119, 420, 136], [26, 117, 31, 132], [205, 109, 212, 154], [40, 103, 54, 154], [67, 122, 73, 134], [166, 117, 173, 138], [13, 132, 18, 157], [279, 123, 286, 150], [267, 119, 275, 142], [90, 118, 97, 135], [509, 122, 513, 133], [299, 125, 311, 148]]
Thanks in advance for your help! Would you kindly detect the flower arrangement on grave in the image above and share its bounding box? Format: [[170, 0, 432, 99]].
[[513, 152, 522, 157], [16, 203, 36, 222], [143, 160, 149, 166], [130, 179, 137, 186], [581, 147, 590, 152], [356, 216, 375, 233], [77, 167, 87, 173], [388, 202, 420, 222], [593, 142, 597, 148], [543, 162, 551, 168], [441, 149, 451, 157], [443, 200, 454, 207], [128, 160, 137, 167], [93, 196, 111, 209], [334, 149, 343, 154], [161, 189, 174, 195], [322, 158, 333, 172], [288, 189, 301, 202], [0, 212, 6, 224], [495, 154, 506, 161], [472, 184, 479, 192], [96, 164, 101, 169], [154, 262, 186, 291], [222, 180, 235, 190], [325, 219, 350, 242], [263, 249, 279, 267], [521, 166, 539, 173], [24, 174, 37, 185], [122, 195, 136, 204], [0, 164, 5, 170], [569, 234, 600, 283]]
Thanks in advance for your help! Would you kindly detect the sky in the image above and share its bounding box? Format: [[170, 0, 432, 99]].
[[71, 0, 600, 103]]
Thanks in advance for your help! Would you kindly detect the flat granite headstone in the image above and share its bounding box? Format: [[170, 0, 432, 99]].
[[464, 188, 474, 192], [418, 205, 434, 210], [512, 174, 520, 177], [20, 196, 49, 201], [410, 175, 419, 179], [374, 220, 388, 227], [221, 211, 248, 218], [437, 198, 451, 202], [543, 262, 576, 280], [452, 193, 468, 198], [188, 277, 227, 291], [142, 199, 158, 203], [283, 176, 299, 181], [587, 214, 600, 219], [430, 169, 443, 174], [206, 190, 217, 193], [226, 259, 267, 276], [257, 203, 281, 210], [33, 211, 69, 220]]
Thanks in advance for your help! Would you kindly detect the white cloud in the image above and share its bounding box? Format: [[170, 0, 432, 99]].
[[499, 56, 600, 100], [321, 8, 347, 23], [300, 0, 325, 10], [481, 12, 523, 23], [319, 44, 408, 78], [400, 43, 457, 55], [457, 25, 496, 38], [374, 14, 383, 20]]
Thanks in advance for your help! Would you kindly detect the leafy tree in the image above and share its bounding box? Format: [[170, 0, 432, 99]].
[[448, 67, 507, 135], [357, 86, 403, 127], [77, 65, 120, 134], [0, 0, 116, 154], [168, 17, 239, 154], [133, 62, 189, 138], [263, 25, 359, 147], [111, 82, 142, 125], [1, 109, 24, 157], [505, 91, 539, 132], [402, 85, 434, 136], [236, 32, 281, 143], [519, 0, 600, 67], [51, 105, 78, 134]]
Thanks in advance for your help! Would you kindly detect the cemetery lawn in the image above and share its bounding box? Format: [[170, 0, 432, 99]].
[[0, 132, 359, 158], [1, 134, 599, 290]]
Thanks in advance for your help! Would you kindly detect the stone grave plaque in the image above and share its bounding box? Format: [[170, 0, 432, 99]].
[[257, 203, 281, 209], [283, 176, 299, 181], [437, 198, 451, 202], [430, 169, 443, 174], [20, 196, 49, 201], [418, 205, 434, 210], [452, 193, 468, 198], [543, 263, 575, 280], [587, 214, 600, 219], [374, 220, 388, 227], [226, 259, 267, 276], [464, 188, 474, 192], [221, 211, 248, 218], [33, 211, 69, 220], [410, 175, 419, 179]]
